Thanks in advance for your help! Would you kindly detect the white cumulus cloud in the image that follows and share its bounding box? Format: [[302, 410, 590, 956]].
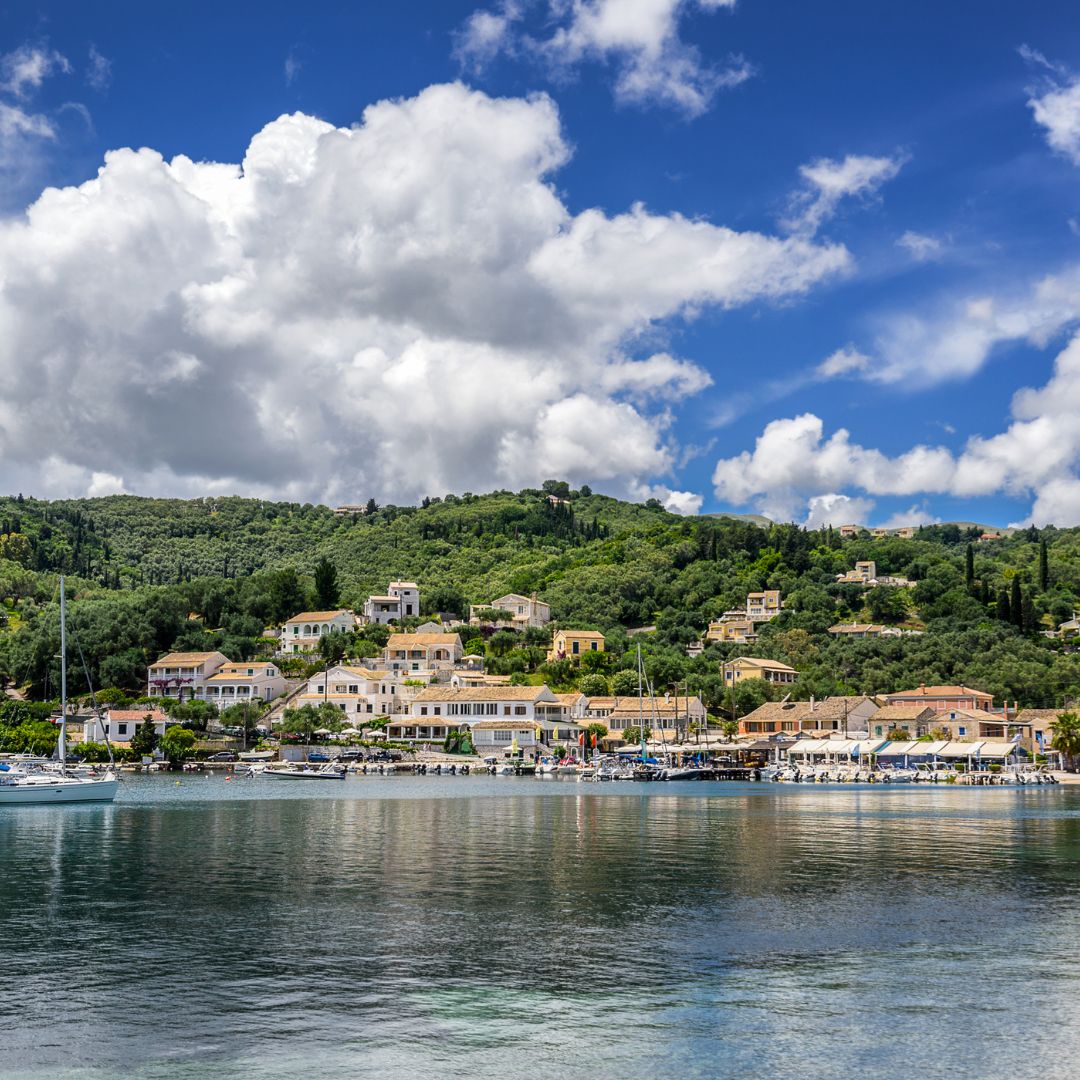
[[455, 0, 749, 117], [0, 82, 848, 505], [783, 153, 904, 236], [1028, 67, 1080, 165]]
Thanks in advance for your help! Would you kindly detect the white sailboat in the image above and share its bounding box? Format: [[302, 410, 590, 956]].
[[0, 577, 118, 805]]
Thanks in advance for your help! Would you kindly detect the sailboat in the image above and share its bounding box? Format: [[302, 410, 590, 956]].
[[0, 577, 118, 805]]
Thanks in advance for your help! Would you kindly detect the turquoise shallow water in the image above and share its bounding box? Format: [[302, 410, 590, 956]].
[[2, 775, 1079, 1079]]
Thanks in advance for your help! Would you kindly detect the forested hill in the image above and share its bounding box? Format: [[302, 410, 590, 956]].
[[2, 485, 1080, 711]]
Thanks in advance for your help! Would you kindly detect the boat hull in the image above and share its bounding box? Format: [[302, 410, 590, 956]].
[[0, 778, 119, 804], [264, 770, 345, 780]]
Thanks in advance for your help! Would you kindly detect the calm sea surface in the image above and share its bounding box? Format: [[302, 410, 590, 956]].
[[3, 775, 1080, 1079]]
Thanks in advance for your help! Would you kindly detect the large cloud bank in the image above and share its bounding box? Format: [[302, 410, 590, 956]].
[[0, 82, 848, 505]]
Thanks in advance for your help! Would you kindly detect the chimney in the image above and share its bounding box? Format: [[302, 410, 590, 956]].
[[809, 694, 815, 709]]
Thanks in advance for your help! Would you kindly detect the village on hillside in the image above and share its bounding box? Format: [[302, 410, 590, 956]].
[[56, 573, 1072, 771]]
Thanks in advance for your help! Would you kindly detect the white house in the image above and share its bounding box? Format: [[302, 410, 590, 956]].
[[470, 719, 541, 757], [469, 592, 551, 629], [83, 708, 171, 745], [409, 684, 558, 722], [204, 662, 286, 707], [362, 581, 421, 625], [300, 664, 415, 718], [280, 610, 355, 653], [147, 651, 229, 700]]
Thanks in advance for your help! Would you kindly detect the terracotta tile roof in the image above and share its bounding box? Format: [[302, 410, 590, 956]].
[[286, 610, 353, 622], [871, 704, 937, 721], [152, 651, 228, 666], [105, 709, 167, 721], [727, 657, 798, 672], [387, 633, 463, 648], [467, 719, 542, 730], [886, 684, 992, 700], [412, 685, 552, 702], [556, 629, 606, 638]]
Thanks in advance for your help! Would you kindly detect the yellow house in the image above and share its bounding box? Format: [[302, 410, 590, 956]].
[[722, 656, 798, 687], [547, 629, 605, 662], [706, 619, 757, 644]]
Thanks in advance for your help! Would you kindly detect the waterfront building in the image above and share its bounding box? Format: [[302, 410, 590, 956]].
[[146, 651, 229, 700], [84, 708, 170, 745], [738, 695, 879, 736], [384, 716, 463, 744], [605, 695, 707, 742], [547, 629, 605, 661], [409, 685, 558, 721], [280, 610, 355, 653], [868, 704, 938, 739], [882, 683, 993, 711], [470, 719, 541, 757]]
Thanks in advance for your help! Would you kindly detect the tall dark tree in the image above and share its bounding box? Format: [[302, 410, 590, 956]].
[[313, 556, 338, 609], [1039, 538, 1050, 592], [965, 544, 975, 591], [996, 588, 1011, 622], [1010, 577, 1023, 627], [1021, 593, 1036, 634]]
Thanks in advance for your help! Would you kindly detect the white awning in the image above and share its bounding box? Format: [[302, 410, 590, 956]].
[[937, 741, 986, 759]]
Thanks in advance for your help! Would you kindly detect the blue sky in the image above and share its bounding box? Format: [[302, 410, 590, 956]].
[[2, 1, 1080, 526]]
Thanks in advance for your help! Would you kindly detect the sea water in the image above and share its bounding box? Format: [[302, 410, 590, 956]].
[[2, 775, 1079, 1079]]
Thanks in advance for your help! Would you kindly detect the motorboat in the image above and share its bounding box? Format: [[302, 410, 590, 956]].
[[264, 763, 346, 780]]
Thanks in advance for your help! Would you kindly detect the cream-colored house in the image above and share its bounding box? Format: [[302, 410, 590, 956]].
[[746, 590, 782, 621], [469, 593, 551, 629], [379, 632, 463, 673], [280, 610, 355, 653], [722, 657, 798, 687], [204, 662, 286, 707], [547, 629, 605, 661], [147, 651, 229, 700]]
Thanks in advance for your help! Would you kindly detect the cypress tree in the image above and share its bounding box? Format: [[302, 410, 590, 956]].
[[1021, 593, 1036, 634], [997, 588, 1011, 622], [1039, 539, 1049, 592], [1010, 577, 1023, 627], [965, 544, 975, 591]]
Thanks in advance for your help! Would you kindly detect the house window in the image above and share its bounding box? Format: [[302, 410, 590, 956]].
[[590, 642, 598, 651], [421, 706, 428, 716], [366, 704, 373, 713], [434, 706, 441, 716], [572, 641, 580, 655], [514, 706, 527, 716], [504, 706, 511, 715], [958, 726, 967, 736], [117, 724, 128, 736]]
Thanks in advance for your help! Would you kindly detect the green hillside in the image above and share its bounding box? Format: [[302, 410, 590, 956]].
[[2, 484, 1080, 711]]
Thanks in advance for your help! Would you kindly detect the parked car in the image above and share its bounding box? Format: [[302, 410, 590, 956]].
[[307, 751, 331, 763], [207, 751, 237, 762]]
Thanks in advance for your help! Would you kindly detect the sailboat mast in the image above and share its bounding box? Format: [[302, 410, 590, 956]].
[[637, 643, 646, 760], [59, 576, 67, 766]]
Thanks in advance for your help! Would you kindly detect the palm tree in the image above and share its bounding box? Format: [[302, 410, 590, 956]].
[[1051, 711, 1080, 771]]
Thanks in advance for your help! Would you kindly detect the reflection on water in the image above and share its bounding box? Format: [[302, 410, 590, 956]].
[[2, 777, 1080, 1079]]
